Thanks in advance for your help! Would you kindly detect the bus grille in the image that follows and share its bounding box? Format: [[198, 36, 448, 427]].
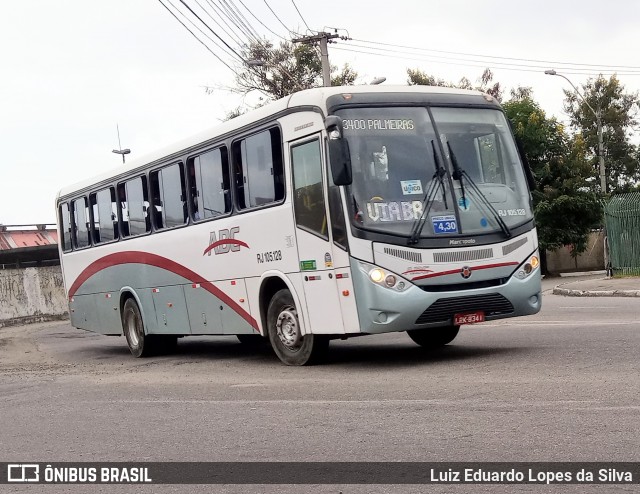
[[433, 248, 493, 263], [415, 293, 514, 324], [383, 247, 422, 263], [502, 237, 528, 256]]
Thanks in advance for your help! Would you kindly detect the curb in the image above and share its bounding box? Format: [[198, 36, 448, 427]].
[[552, 286, 640, 297]]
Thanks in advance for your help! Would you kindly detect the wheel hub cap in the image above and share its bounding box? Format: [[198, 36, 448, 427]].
[[276, 307, 301, 349]]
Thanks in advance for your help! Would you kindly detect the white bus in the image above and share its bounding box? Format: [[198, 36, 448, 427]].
[[56, 85, 541, 365]]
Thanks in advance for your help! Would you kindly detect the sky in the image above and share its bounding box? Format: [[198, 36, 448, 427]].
[[2, 0, 640, 226]]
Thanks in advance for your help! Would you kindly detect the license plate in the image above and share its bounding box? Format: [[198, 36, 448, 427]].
[[454, 311, 485, 325]]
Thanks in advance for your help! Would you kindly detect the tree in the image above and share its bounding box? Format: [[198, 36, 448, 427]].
[[563, 75, 640, 195], [407, 68, 505, 101], [503, 97, 602, 265], [232, 40, 357, 101]]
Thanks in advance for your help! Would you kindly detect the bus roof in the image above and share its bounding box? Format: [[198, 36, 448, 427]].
[[57, 85, 489, 200]]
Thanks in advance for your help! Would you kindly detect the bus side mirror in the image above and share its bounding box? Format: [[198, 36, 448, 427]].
[[325, 116, 352, 186]]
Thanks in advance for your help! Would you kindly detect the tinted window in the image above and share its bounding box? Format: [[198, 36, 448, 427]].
[[188, 148, 230, 220], [291, 139, 327, 238], [59, 203, 72, 252], [72, 197, 91, 248], [118, 177, 150, 237], [90, 188, 118, 244], [150, 163, 186, 229], [233, 128, 284, 209]]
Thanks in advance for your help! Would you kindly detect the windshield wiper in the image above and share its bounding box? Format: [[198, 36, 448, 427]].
[[432, 140, 448, 209], [407, 140, 448, 245], [447, 142, 511, 238]]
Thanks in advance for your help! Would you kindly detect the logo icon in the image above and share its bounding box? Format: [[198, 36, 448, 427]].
[[461, 266, 472, 279], [204, 227, 249, 256], [8, 464, 39, 482]]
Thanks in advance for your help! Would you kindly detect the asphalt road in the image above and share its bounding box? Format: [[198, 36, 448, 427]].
[[1, 279, 639, 493]]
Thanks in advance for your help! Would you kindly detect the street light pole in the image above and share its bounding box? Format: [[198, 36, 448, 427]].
[[112, 124, 130, 164], [545, 69, 606, 194]]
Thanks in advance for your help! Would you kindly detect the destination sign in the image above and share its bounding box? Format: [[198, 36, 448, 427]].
[[343, 119, 416, 132]]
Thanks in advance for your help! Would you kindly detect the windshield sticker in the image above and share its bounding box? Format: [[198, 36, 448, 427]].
[[432, 215, 459, 235], [480, 217, 489, 227], [343, 119, 415, 131], [366, 200, 423, 222], [458, 197, 471, 211], [498, 208, 527, 217], [401, 180, 423, 195]]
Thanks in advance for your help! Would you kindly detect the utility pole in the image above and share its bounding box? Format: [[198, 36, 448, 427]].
[[292, 32, 341, 87]]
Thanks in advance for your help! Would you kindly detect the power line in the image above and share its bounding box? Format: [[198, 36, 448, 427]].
[[204, 0, 251, 46], [158, 0, 238, 75], [351, 37, 640, 71], [236, 0, 288, 41], [290, 0, 311, 32], [193, 0, 245, 47], [166, 0, 241, 61], [218, 0, 261, 44], [226, 0, 263, 41], [262, 0, 296, 35], [330, 45, 640, 77], [341, 41, 640, 75], [178, 0, 248, 64]]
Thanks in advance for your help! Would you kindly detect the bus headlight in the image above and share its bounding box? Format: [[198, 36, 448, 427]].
[[515, 254, 540, 279], [360, 262, 408, 291], [369, 268, 385, 283]]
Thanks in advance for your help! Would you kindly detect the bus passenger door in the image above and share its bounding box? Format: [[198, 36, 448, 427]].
[[290, 134, 345, 335]]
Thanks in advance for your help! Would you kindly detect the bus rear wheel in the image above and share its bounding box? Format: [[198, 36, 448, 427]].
[[266, 289, 329, 365], [122, 298, 154, 358], [407, 325, 460, 349]]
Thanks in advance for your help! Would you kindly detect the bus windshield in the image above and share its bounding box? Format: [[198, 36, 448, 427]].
[[336, 106, 533, 240]]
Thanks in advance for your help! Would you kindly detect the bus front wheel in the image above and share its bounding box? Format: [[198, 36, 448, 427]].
[[407, 325, 460, 349], [266, 289, 329, 365], [122, 298, 154, 358]]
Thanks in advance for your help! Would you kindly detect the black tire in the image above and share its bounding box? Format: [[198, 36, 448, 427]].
[[122, 298, 155, 357], [407, 325, 460, 349], [237, 334, 267, 346], [266, 289, 329, 365]]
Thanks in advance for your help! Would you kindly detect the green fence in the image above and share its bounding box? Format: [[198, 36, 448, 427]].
[[604, 192, 640, 276]]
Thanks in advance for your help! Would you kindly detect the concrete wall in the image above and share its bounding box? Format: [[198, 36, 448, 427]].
[[0, 266, 68, 328], [545, 231, 605, 274]]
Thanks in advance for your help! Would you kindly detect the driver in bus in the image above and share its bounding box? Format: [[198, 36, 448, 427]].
[[352, 140, 392, 223]]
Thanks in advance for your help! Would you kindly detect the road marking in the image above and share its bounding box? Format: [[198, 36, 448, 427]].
[[480, 320, 636, 327], [86, 399, 640, 410]]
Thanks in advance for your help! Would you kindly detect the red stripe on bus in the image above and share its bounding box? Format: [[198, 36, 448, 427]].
[[202, 239, 250, 256], [68, 251, 258, 330], [410, 262, 519, 281]]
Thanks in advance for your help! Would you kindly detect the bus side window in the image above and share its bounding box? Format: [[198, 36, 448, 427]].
[[89, 193, 101, 244], [232, 127, 283, 210], [150, 163, 186, 229], [117, 183, 130, 237], [149, 172, 164, 229], [59, 202, 73, 252], [71, 197, 91, 248], [91, 187, 119, 243], [189, 147, 231, 220]]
